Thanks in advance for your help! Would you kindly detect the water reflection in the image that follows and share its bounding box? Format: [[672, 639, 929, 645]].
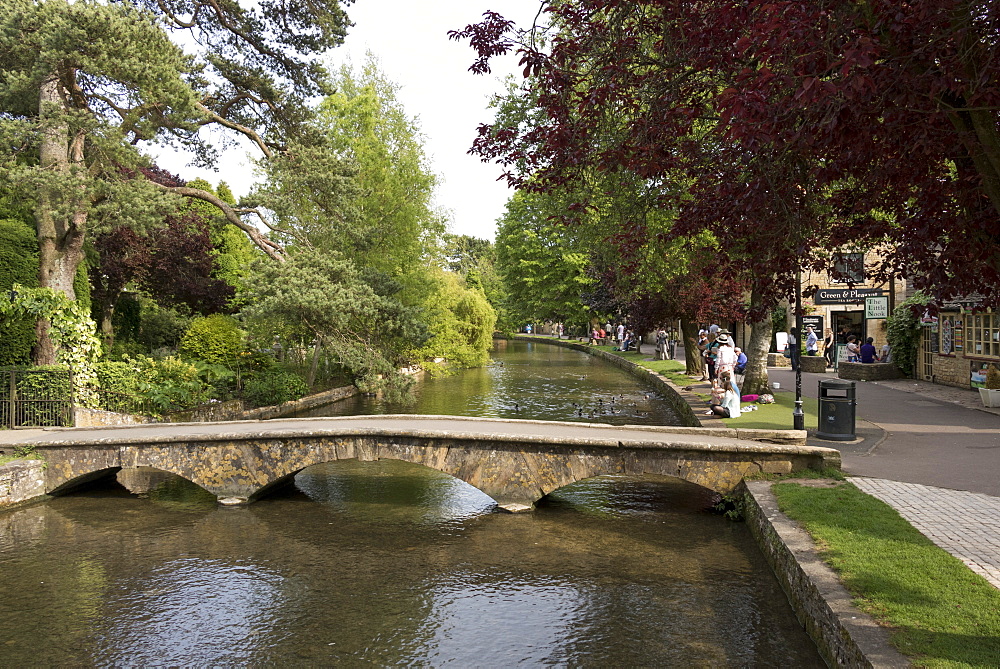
[[295, 339, 681, 427], [0, 464, 821, 666]]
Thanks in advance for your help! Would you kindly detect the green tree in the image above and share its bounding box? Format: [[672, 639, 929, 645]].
[[0, 0, 351, 363], [412, 269, 497, 372], [317, 57, 443, 274], [495, 191, 593, 330], [241, 248, 426, 397]]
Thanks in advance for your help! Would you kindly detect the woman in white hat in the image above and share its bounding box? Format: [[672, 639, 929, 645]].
[[714, 332, 738, 383]]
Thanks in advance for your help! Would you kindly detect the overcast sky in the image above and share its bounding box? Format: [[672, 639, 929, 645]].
[[151, 0, 542, 241]]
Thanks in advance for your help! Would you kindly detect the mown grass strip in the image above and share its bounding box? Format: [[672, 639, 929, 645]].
[[774, 481, 1000, 667], [590, 344, 820, 429]]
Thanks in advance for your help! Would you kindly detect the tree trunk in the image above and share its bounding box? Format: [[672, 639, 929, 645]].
[[681, 318, 703, 376], [34, 73, 88, 365], [307, 339, 323, 389], [741, 294, 772, 395]]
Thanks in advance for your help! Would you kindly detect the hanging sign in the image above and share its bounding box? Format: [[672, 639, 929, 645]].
[[865, 296, 889, 319]]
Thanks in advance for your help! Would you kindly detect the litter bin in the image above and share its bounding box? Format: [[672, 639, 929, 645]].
[[816, 379, 856, 441]]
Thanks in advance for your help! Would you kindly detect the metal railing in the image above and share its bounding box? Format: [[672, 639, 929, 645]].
[[1, 368, 75, 429]]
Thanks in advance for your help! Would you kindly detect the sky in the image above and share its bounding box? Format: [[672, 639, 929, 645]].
[[151, 0, 543, 241]]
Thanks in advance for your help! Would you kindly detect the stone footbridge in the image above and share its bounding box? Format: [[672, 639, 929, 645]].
[[5, 416, 839, 512]]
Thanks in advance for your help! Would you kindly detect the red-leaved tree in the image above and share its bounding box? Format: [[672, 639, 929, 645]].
[[452, 1, 1000, 310]]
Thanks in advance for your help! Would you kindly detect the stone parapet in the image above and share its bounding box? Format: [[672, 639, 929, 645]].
[[0, 459, 46, 508], [740, 480, 908, 667], [838, 362, 903, 381], [768, 352, 791, 367]]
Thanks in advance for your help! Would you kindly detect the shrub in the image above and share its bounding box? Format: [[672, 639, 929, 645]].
[[127, 355, 211, 413], [179, 314, 245, 366], [986, 364, 1000, 390], [138, 307, 190, 352], [0, 219, 39, 365], [885, 292, 930, 377], [243, 369, 308, 407]]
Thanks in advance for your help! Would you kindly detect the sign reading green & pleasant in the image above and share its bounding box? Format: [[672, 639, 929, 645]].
[[813, 288, 886, 305]]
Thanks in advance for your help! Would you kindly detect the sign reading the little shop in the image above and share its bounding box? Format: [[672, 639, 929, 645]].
[[813, 288, 886, 305], [865, 296, 890, 320]]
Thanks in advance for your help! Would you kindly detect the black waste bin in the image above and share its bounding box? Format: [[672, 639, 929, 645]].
[[816, 379, 856, 441]]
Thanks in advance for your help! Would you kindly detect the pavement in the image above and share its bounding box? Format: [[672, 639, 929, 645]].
[[643, 342, 1000, 589]]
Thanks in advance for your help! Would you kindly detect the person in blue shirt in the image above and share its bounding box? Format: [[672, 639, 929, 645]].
[[734, 347, 748, 375], [860, 337, 878, 363]]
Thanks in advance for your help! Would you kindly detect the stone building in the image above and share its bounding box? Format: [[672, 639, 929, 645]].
[[799, 250, 905, 356], [915, 301, 1000, 389]]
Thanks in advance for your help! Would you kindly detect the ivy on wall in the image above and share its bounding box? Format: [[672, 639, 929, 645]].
[[0, 284, 102, 406]]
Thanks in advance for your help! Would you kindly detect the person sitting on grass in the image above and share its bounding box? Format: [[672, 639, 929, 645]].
[[708, 370, 740, 419]]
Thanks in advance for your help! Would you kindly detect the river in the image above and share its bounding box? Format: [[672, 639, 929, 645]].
[[0, 339, 823, 666]]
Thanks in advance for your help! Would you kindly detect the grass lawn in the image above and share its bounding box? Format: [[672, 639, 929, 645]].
[[591, 344, 820, 430], [775, 481, 1000, 667]]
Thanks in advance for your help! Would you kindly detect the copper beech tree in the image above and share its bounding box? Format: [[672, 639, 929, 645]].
[[452, 1, 1000, 313]]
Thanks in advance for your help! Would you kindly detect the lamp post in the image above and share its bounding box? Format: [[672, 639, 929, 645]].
[[793, 275, 804, 430]]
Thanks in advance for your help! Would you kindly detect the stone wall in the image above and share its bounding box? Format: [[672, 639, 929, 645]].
[[799, 355, 828, 374], [838, 362, 903, 381], [0, 460, 46, 508], [768, 352, 791, 368], [929, 352, 974, 388], [739, 480, 908, 667], [74, 407, 153, 428]]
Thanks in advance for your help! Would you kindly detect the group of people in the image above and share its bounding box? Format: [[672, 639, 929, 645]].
[[844, 335, 891, 363], [691, 325, 747, 383]]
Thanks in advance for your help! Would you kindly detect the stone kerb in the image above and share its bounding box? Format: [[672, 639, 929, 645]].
[[838, 361, 903, 382], [740, 480, 909, 667]]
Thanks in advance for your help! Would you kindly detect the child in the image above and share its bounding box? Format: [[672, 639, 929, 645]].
[[708, 371, 741, 418]]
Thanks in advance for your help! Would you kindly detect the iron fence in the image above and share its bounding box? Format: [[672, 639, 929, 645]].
[[0, 368, 75, 428]]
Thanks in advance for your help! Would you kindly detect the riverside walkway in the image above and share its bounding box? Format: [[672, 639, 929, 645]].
[[765, 366, 1000, 589]]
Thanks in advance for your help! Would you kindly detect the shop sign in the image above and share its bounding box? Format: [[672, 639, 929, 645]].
[[802, 315, 823, 333], [814, 288, 886, 305], [865, 296, 890, 320]]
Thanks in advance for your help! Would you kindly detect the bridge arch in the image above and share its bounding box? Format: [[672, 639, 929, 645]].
[[33, 418, 839, 512]]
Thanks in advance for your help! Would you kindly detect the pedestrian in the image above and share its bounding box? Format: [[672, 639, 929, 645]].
[[805, 325, 819, 356], [667, 330, 677, 359], [846, 335, 861, 362], [879, 341, 892, 363], [860, 336, 878, 363], [690, 334, 707, 380], [823, 328, 835, 368], [787, 327, 799, 371], [655, 328, 668, 360], [715, 332, 737, 379], [704, 331, 720, 381], [707, 370, 741, 419], [616, 322, 625, 345], [734, 347, 748, 375]]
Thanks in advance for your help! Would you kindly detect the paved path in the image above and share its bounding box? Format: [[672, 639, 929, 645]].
[[649, 342, 1000, 589]]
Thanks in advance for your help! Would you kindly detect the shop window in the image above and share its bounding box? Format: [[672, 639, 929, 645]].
[[830, 252, 865, 284], [939, 314, 962, 355], [966, 312, 1000, 358]]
